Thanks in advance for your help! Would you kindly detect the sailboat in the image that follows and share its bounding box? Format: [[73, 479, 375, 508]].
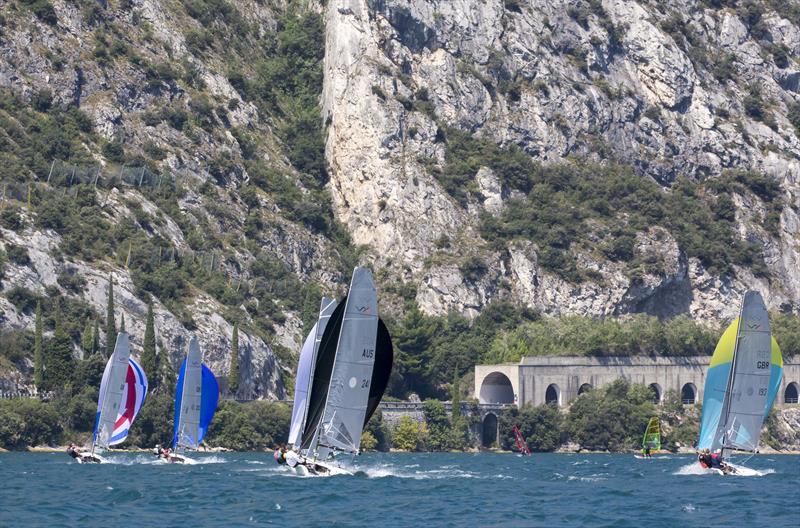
[[696, 291, 784, 475], [161, 337, 220, 463], [634, 417, 660, 459], [72, 333, 148, 463], [287, 267, 393, 476], [512, 425, 531, 456]]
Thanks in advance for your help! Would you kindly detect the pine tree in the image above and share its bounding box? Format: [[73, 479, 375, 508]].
[[141, 300, 158, 391], [105, 275, 117, 356], [81, 317, 94, 357], [229, 323, 240, 397], [449, 366, 471, 449], [47, 299, 75, 392], [92, 319, 100, 355], [33, 301, 44, 390]]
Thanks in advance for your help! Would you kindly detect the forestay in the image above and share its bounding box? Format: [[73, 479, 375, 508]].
[[173, 337, 219, 450], [312, 268, 379, 455], [289, 297, 338, 449]]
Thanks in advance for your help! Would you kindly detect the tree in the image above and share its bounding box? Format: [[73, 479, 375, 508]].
[[46, 299, 75, 392], [34, 302, 44, 390], [119, 313, 126, 333], [229, 323, 240, 396], [141, 300, 158, 391], [499, 404, 562, 452], [422, 400, 450, 451], [364, 410, 391, 451], [392, 415, 426, 451], [105, 275, 117, 356], [360, 431, 378, 451], [92, 319, 100, 356], [449, 368, 472, 449], [81, 318, 94, 357]]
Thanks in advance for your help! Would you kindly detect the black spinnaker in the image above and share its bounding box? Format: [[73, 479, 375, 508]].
[[363, 318, 393, 426]]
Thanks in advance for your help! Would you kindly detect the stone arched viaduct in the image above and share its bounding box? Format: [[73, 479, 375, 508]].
[[475, 356, 800, 408]]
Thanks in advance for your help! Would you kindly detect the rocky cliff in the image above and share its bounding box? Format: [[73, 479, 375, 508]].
[[1, 0, 799, 396], [323, 0, 800, 322]]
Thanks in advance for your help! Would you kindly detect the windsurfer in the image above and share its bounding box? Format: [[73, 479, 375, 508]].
[[643, 447, 652, 458]]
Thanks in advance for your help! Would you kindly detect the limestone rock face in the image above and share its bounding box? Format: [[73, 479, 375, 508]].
[[323, 0, 800, 321]]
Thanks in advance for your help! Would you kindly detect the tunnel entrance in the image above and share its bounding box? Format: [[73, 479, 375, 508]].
[[482, 413, 498, 447], [785, 382, 799, 404], [578, 383, 593, 396], [545, 384, 560, 406], [649, 383, 662, 404], [479, 372, 514, 404], [681, 383, 696, 405]]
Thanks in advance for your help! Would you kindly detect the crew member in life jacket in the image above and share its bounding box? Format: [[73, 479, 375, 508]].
[[67, 443, 80, 460], [697, 448, 713, 468], [273, 445, 288, 465]]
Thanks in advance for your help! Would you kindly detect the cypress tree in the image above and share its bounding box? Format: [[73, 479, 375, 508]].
[[81, 317, 94, 357], [449, 366, 471, 449], [47, 299, 75, 392], [119, 313, 126, 333], [159, 342, 176, 394], [33, 301, 44, 390], [92, 319, 100, 355], [141, 300, 158, 390], [229, 323, 240, 397], [105, 275, 117, 356]]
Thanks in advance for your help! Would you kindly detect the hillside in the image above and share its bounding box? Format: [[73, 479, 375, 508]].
[[0, 0, 799, 398]]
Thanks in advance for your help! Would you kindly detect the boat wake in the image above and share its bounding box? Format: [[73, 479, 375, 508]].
[[673, 463, 774, 477], [357, 463, 505, 480]]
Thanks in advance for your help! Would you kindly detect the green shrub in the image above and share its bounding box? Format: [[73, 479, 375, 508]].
[[499, 404, 562, 451]]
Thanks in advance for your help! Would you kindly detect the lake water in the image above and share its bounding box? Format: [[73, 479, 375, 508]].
[[1, 452, 797, 527]]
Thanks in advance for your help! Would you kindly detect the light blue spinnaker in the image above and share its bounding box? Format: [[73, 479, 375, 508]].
[[173, 337, 220, 450]]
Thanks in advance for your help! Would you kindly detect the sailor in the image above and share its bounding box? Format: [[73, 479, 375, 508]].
[[644, 446, 652, 458], [697, 449, 711, 468], [153, 444, 163, 457], [273, 446, 287, 465], [67, 443, 80, 460], [709, 451, 723, 470]]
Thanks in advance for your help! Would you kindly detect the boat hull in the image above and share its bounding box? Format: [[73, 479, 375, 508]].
[[75, 452, 105, 464]]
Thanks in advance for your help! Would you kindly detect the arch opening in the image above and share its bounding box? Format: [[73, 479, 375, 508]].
[[481, 413, 498, 447], [578, 383, 593, 396], [479, 372, 514, 404], [681, 383, 696, 405], [545, 384, 560, 406], [785, 382, 799, 404], [649, 383, 662, 404]]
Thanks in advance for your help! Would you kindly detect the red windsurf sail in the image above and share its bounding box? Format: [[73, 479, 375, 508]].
[[513, 425, 531, 456]]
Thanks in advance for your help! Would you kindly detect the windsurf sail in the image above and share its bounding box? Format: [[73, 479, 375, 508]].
[[289, 297, 338, 449], [93, 332, 148, 450], [173, 337, 220, 451], [513, 425, 531, 456], [697, 291, 783, 455], [641, 417, 660, 451], [300, 268, 392, 460]]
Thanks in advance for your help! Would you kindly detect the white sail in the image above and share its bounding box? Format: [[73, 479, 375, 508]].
[[719, 292, 773, 453], [175, 337, 203, 450], [94, 333, 132, 450], [312, 268, 378, 455], [289, 297, 338, 449]]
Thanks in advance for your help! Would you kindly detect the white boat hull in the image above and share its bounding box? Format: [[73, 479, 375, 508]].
[[75, 451, 105, 464]]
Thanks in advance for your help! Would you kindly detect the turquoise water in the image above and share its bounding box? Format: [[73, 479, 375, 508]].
[[1, 452, 797, 527]]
